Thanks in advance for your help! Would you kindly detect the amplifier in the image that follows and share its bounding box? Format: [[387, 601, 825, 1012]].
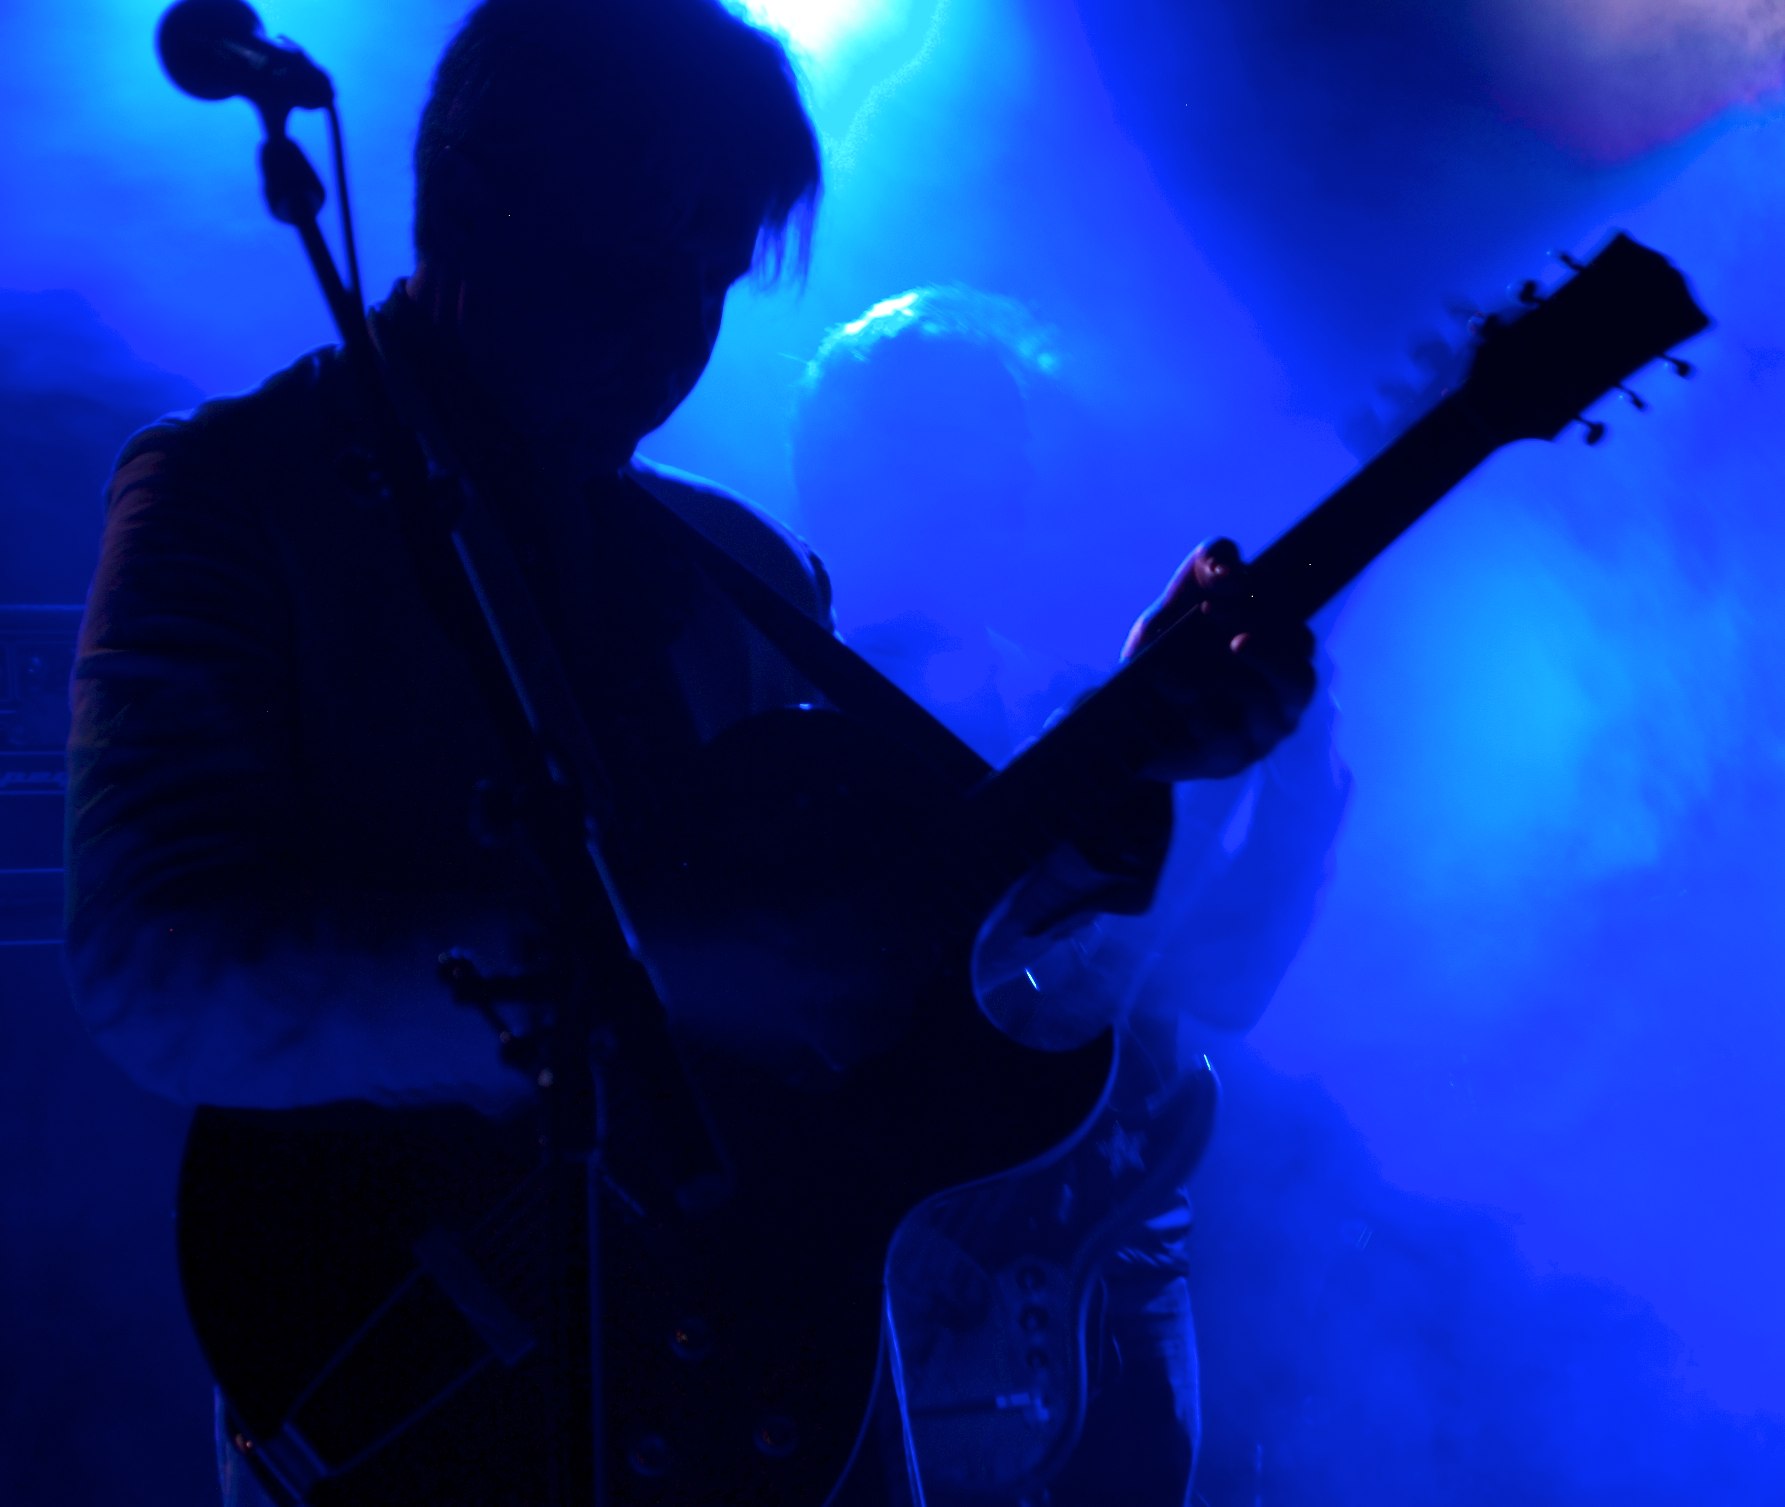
[[1, 605, 80, 944]]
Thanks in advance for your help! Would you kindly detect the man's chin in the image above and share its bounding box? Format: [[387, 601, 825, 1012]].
[[522, 416, 641, 482]]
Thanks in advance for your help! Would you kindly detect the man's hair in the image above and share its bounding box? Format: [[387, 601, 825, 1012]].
[[799, 286, 1060, 395], [414, 0, 821, 277], [790, 286, 1060, 519]]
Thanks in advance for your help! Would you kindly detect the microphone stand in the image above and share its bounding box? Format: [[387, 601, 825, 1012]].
[[249, 99, 729, 1507], [255, 110, 366, 370]]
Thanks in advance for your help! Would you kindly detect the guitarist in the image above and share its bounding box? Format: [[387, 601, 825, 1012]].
[[790, 285, 1351, 1505], [62, 2, 1318, 1502]]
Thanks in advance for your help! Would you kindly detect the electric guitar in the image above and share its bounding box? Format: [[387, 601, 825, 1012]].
[[882, 233, 1714, 1504], [177, 232, 1708, 1507]]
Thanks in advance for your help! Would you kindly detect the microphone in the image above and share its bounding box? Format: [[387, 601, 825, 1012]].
[[157, 0, 334, 114]]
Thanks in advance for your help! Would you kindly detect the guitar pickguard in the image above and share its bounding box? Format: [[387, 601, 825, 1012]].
[[886, 1047, 1219, 1502]]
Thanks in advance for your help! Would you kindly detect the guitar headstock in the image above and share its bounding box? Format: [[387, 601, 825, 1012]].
[[1458, 233, 1710, 444]]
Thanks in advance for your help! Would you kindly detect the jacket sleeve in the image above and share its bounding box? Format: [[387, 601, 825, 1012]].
[[1130, 691, 1352, 1034], [64, 434, 526, 1111]]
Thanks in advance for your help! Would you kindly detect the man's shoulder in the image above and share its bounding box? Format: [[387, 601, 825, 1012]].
[[627, 456, 832, 623], [111, 344, 354, 496]]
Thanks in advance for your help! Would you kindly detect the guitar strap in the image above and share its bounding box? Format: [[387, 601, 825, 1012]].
[[611, 474, 993, 795]]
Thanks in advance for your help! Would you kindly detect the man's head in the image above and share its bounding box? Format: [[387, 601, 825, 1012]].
[[790, 286, 1059, 628], [410, 0, 821, 478]]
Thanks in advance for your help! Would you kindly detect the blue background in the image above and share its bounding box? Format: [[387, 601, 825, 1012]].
[[2, 1, 1782, 1501]]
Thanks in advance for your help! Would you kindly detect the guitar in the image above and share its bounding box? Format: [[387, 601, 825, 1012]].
[[178, 232, 1708, 1507], [888, 1037, 1219, 1502], [885, 233, 1713, 1503]]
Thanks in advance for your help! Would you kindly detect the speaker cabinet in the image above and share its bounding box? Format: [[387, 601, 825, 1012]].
[[0, 604, 78, 943]]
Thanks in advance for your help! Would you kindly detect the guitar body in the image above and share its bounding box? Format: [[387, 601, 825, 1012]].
[[179, 705, 1116, 1507], [887, 1047, 1219, 1502]]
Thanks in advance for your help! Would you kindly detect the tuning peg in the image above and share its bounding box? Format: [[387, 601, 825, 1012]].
[[1575, 416, 1608, 445], [1663, 355, 1694, 377], [1443, 298, 1507, 337], [1550, 249, 1586, 272], [1617, 386, 1649, 412], [1513, 279, 1543, 306]]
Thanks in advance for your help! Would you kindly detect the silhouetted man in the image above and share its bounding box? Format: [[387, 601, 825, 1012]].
[[65, 4, 1318, 1503]]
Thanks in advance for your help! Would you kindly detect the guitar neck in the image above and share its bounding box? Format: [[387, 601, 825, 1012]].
[[959, 392, 1504, 891], [1250, 391, 1499, 620]]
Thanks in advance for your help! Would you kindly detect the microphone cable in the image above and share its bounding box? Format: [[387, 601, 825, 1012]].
[[323, 100, 362, 307]]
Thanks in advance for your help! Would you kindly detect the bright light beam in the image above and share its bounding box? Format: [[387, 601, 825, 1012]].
[[732, 0, 908, 66]]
